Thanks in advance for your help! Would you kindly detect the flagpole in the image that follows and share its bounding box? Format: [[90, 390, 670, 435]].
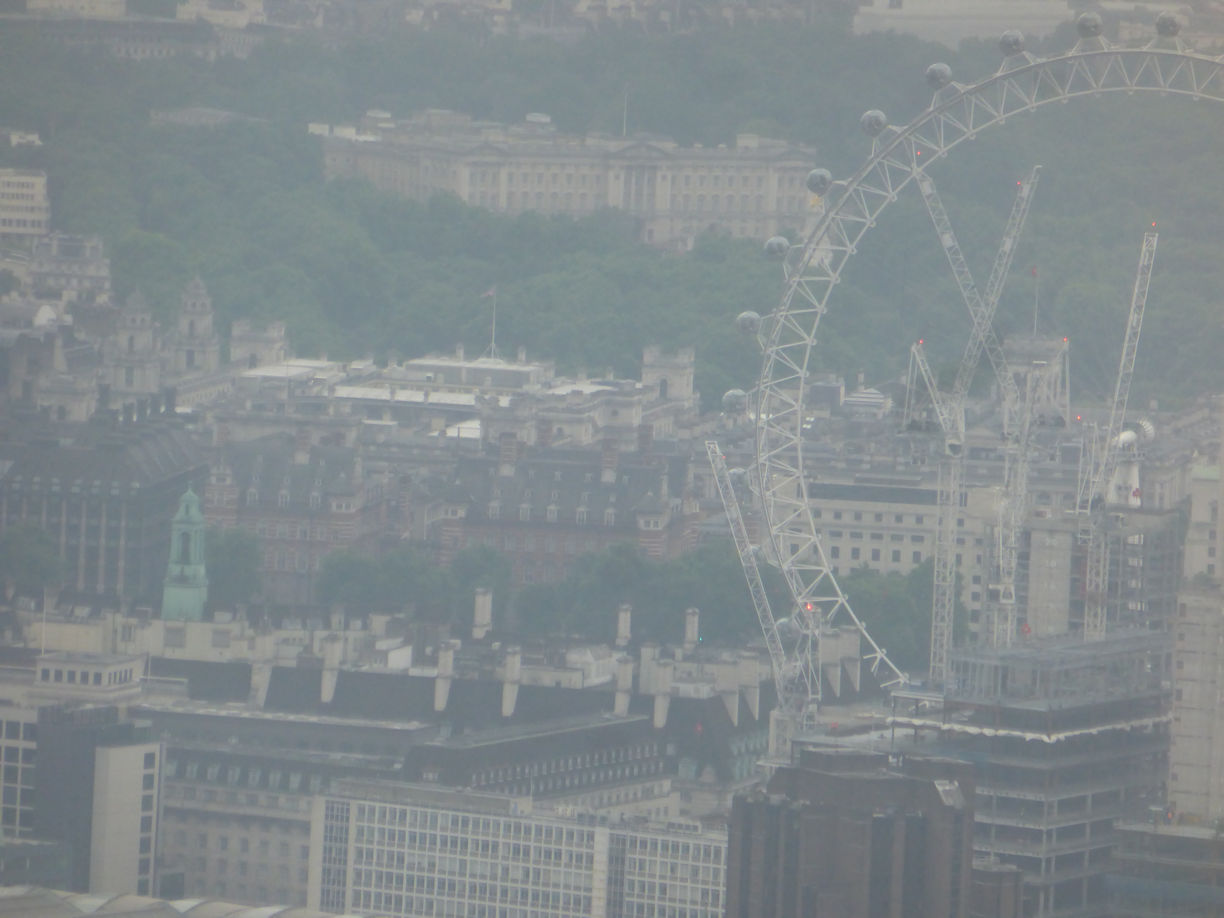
[[481, 286, 499, 359], [1032, 268, 1039, 336]]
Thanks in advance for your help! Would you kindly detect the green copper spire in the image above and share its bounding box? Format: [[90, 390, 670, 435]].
[[162, 486, 208, 621]]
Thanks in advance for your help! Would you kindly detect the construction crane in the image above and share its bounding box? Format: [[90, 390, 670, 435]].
[[907, 168, 1041, 681], [1079, 232, 1158, 640], [915, 167, 1041, 441], [706, 441, 904, 757], [987, 373, 1038, 647]]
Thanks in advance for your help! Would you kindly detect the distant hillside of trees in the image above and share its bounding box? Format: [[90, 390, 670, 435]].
[[1, 20, 1221, 407]]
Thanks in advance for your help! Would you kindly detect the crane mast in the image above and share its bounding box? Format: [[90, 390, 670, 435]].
[[988, 375, 1037, 647], [707, 440, 905, 756], [705, 444, 793, 706], [916, 171, 1027, 430], [1080, 232, 1158, 640], [952, 167, 1041, 415], [912, 168, 1041, 679]]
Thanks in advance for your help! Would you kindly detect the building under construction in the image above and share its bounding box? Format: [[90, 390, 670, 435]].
[[890, 629, 1171, 918], [1108, 819, 1224, 916]]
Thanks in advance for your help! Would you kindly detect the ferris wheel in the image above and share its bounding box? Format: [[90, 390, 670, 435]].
[[735, 12, 1223, 744]]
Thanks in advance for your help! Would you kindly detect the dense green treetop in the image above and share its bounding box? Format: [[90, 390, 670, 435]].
[[204, 527, 262, 612], [0, 20, 1221, 408], [0, 523, 63, 597]]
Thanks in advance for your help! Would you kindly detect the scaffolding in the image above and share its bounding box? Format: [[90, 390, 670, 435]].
[[889, 630, 1172, 918]]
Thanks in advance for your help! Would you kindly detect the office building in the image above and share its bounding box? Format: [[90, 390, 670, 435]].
[[310, 779, 727, 918], [205, 431, 389, 606], [0, 416, 206, 606], [34, 704, 161, 895], [1108, 819, 1224, 916], [726, 746, 977, 918], [0, 170, 50, 240], [890, 630, 1171, 918], [28, 234, 111, 310]]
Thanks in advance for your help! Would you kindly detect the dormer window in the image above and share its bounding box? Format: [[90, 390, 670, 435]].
[[604, 508, 616, 526], [576, 508, 589, 524]]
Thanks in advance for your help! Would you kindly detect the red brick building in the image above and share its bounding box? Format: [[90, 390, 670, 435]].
[[424, 434, 703, 584], [205, 432, 390, 606]]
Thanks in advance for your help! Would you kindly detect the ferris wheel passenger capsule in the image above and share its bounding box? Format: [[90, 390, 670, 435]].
[[735, 311, 762, 335], [999, 30, 1025, 55], [722, 389, 748, 414], [1155, 11, 1180, 36], [925, 63, 952, 89], [805, 169, 833, 195], [764, 236, 790, 256], [860, 110, 888, 137]]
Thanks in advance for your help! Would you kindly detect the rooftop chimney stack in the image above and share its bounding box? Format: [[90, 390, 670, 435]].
[[616, 603, 632, 648], [498, 432, 520, 477], [614, 655, 634, 716], [601, 439, 618, 485], [473, 587, 493, 640], [637, 423, 653, 454], [294, 425, 310, 465], [535, 417, 553, 448], [683, 607, 700, 652], [434, 639, 458, 713], [501, 645, 521, 718]]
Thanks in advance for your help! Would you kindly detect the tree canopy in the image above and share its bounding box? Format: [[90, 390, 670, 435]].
[[0, 523, 63, 597], [1, 22, 1220, 411], [204, 527, 262, 612]]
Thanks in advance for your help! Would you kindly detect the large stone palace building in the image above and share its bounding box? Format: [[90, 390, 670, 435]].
[[315, 110, 821, 248]]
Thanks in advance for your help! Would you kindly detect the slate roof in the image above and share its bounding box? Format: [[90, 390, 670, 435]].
[[219, 433, 360, 508], [435, 444, 691, 523], [149, 658, 252, 703], [0, 420, 205, 492], [0, 886, 360, 918], [264, 666, 613, 732]]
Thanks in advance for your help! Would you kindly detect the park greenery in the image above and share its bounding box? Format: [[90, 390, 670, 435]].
[[0, 523, 63, 598], [2, 19, 1222, 665], [2, 21, 1222, 410], [204, 527, 263, 612]]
